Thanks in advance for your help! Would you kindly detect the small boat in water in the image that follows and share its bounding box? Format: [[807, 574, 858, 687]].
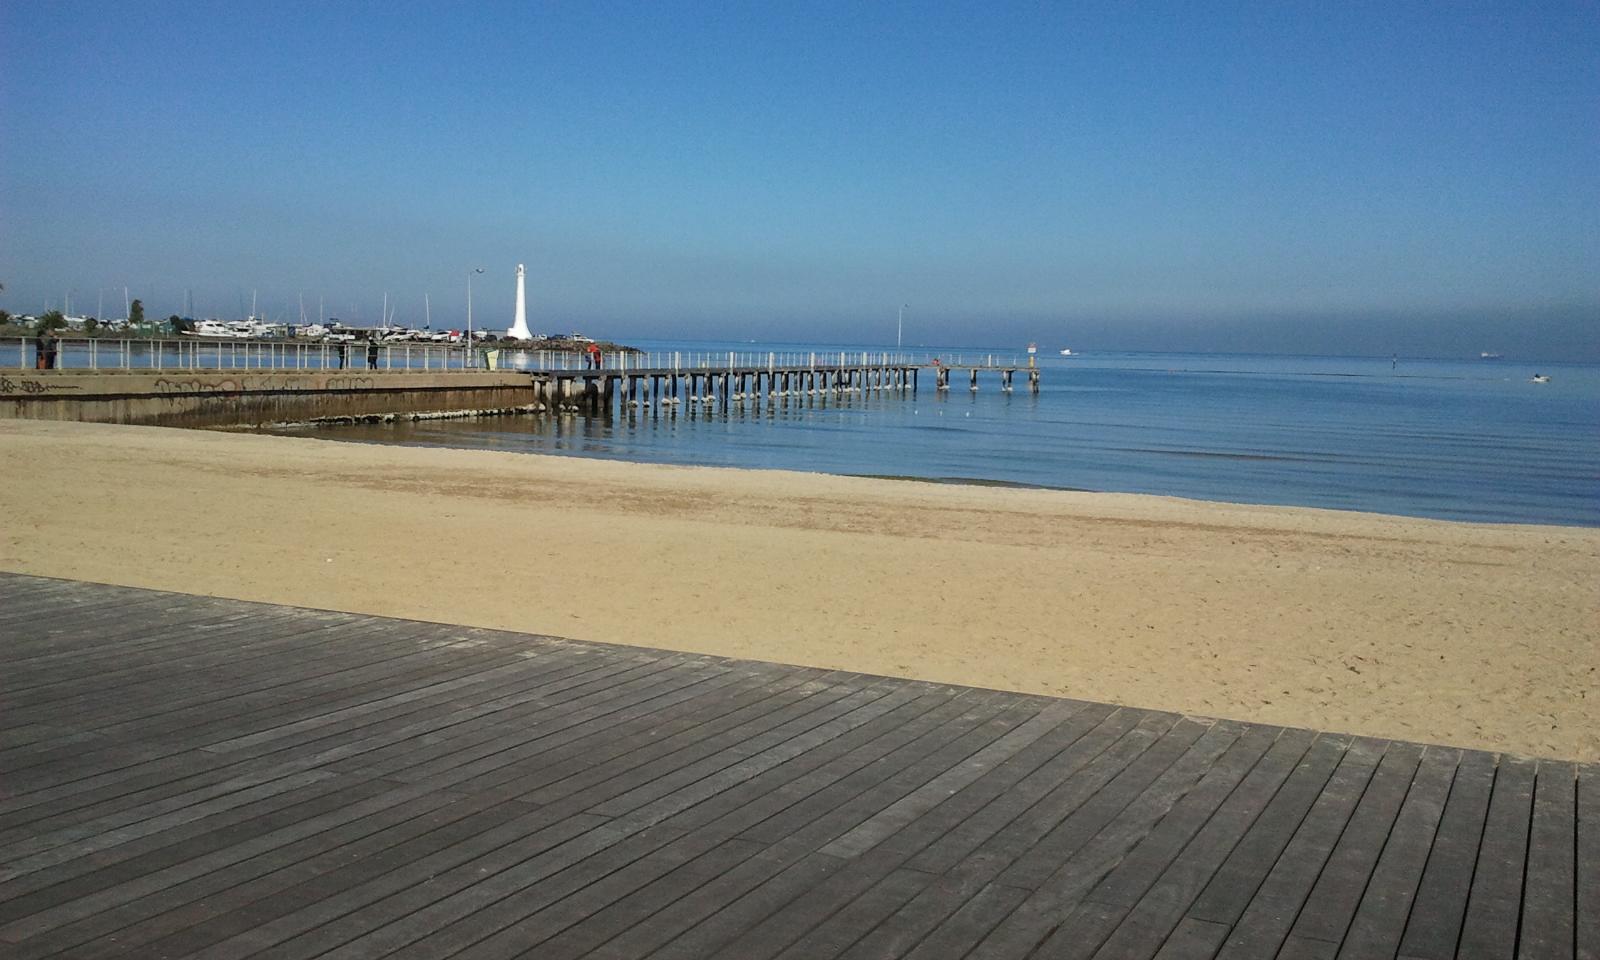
[[1530, 374, 1551, 383], [1480, 352, 1503, 360], [1060, 348, 1076, 356]]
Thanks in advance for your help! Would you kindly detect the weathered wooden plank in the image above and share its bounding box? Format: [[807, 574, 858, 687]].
[[895, 714, 1181, 960], [1212, 738, 1386, 960], [3, 635, 458, 753], [673, 700, 1067, 960], [0, 724, 68, 752], [179, 812, 612, 960], [373, 662, 831, 796], [984, 722, 1252, 960], [0, 599, 254, 664], [0, 652, 612, 841], [612, 847, 848, 960], [392, 670, 854, 799], [488, 691, 982, 960], [906, 881, 1035, 960], [900, 705, 1137, 877], [574, 696, 1023, 960], [661, 686, 974, 839], [607, 685, 1004, 835], [56, 624, 499, 736], [1580, 762, 1599, 960], [337, 688, 965, 960], [466, 837, 771, 960], [1456, 755, 1538, 957], [0, 779, 436, 959], [1394, 749, 1496, 960], [261, 685, 941, 959], [5, 614, 414, 710], [997, 717, 1218, 892], [935, 710, 1174, 897], [767, 867, 936, 960], [1152, 917, 1231, 959], [1328, 745, 1458, 958], [194, 641, 629, 754], [0, 573, 1581, 960], [93, 792, 541, 960], [819, 698, 1084, 860], [1275, 933, 1338, 959], [573, 682, 897, 815], [1519, 759, 1577, 960], [0, 774, 394, 928], [316, 655, 747, 777], [1282, 740, 1425, 947], [1080, 728, 1318, 960], [1180, 733, 1349, 928]]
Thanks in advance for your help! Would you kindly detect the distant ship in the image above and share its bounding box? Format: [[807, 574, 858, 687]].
[[1480, 352, 1503, 360]]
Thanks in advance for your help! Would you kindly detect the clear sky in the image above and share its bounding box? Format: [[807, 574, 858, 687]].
[[2, 1, 1596, 358]]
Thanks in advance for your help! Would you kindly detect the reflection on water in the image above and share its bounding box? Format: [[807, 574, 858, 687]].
[[268, 347, 1600, 527]]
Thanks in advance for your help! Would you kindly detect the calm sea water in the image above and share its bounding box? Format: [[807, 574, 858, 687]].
[[276, 340, 1600, 527]]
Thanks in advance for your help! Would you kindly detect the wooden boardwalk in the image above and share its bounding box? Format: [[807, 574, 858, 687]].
[[0, 573, 1591, 959]]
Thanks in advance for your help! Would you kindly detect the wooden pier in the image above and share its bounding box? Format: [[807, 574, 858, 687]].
[[0, 573, 1591, 959], [532, 361, 1039, 413]]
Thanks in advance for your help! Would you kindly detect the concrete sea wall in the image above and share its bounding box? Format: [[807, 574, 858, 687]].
[[0, 371, 539, 428]]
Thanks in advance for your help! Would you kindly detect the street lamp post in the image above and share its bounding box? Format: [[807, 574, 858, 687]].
[[466, 267, 484, 368]]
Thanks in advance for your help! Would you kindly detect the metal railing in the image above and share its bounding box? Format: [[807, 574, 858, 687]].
[[535, 350, 1022, 372], [6, 337, 1025, 374]]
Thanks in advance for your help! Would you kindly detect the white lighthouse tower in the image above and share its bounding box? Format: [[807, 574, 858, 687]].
[[506, 263, 532, 340]]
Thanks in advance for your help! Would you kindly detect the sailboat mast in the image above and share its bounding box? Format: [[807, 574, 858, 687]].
[[425, 293, 431, 329]]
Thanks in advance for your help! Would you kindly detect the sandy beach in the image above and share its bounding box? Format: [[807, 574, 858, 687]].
[[2, 418, 1596, 761]]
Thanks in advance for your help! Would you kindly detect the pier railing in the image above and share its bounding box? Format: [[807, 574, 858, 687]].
[[6, 337, 1026, 374]]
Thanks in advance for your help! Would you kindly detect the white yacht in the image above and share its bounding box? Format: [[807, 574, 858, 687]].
[[225, 320, 271, 338], [182, 320, 235, 337]]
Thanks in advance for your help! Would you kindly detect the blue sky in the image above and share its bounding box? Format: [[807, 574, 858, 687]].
[[2, 1, 1596, 358]]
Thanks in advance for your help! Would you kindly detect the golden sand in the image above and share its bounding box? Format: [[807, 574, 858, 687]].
[[3, 419, 1596, 760]]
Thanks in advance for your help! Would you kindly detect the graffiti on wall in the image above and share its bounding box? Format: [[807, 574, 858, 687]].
[[152, 377, 244, 394], [150, 374, 378, 394], [0, 377, 83, 395]]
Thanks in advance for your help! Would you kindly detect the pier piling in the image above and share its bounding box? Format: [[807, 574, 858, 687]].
[[517, 358, 1026, 421]]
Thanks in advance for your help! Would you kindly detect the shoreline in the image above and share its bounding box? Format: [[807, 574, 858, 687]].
[[3, 418, 1597, 761]]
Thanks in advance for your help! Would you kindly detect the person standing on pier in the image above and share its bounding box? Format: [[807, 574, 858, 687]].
[[587, 342, 602, 369], [336, 341, 347, 370], [367, 337, 379, 371], [34, 329, 48, 369]]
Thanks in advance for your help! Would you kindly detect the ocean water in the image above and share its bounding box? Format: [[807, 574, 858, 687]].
[[276, 340, 1600, 527]]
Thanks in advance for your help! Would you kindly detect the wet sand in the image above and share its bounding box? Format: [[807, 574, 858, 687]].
[[3, 419, 1596, 760]]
